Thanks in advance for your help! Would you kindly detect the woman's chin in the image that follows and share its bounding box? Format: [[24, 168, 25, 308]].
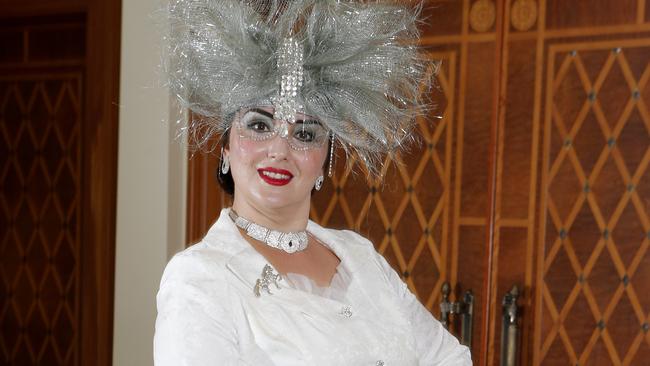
[[252, 187, 310, 210]]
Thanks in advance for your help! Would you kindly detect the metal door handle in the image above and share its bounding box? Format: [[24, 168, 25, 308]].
[[440, 282, 474, 349], [500, 285, 520, 366]]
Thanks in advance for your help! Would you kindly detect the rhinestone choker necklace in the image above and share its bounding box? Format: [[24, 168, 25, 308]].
[[228, 209, 309, 254]]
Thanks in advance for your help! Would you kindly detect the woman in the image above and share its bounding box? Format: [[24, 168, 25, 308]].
[[155, 0, 472, 364]]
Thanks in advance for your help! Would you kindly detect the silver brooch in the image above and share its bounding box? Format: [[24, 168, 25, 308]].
[[254, 264, 282, 297]]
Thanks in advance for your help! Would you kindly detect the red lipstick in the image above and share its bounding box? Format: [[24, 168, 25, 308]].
[[257, 167, 293, 186]]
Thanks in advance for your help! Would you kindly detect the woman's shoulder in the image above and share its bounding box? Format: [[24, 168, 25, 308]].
[[311, 224, 390, 272], [309, 221, 377, 251], [161, 212, 249, 281], [160, 240, 234, 285]]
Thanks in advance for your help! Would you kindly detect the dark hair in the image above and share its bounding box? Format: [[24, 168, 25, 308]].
[[216, 129, 236, 195], [216, 129, 333, 196]]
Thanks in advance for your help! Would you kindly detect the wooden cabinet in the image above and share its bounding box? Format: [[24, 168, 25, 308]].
[[186, 1, 650, 365], [0, 1, 120, 365]]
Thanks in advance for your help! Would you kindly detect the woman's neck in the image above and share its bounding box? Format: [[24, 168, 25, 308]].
[[231, 198, 310, 233]]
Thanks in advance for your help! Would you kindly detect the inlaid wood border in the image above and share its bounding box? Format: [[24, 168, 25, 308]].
[[82, 1, 121, 363]]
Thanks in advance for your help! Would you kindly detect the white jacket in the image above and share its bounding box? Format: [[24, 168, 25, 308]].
[[154, 209, 472, 365]]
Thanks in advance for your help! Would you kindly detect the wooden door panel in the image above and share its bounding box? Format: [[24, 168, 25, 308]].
[[417, 2, 504, 362], [454, 40, 498, 360], [0, 4, 120, 365], [545, 0, 639, 29], [0, 75, 82, 365], [311, 1, 503, 362], [183, 1, 650, 365], [535, 39, 650, 366], [186, 137, 230, 244], [311, 49, 455, 316], [492, 1, 650, 365], [0, 17, 85, 365]]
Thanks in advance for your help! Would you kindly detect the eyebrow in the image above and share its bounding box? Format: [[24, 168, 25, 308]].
[[247, 108, 322, 126], [295, 119, 322, 126], [247, 108, 274, 119]]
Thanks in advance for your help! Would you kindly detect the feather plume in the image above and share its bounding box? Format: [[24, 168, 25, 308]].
[[166, 0, 434, 176]]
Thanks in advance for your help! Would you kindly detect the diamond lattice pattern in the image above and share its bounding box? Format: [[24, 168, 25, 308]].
[[0, 78, 81, 365], [310, 53, 453, 311], [542, 46, 650, 365]]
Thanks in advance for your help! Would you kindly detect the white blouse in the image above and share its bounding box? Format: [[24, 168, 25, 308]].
[[154, 209, 472, 365], [284, 263, 350, 302]]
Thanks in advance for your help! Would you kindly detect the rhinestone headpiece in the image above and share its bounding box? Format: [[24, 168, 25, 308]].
[[272, 37, 304, 124], [167, 0, 433, 178]]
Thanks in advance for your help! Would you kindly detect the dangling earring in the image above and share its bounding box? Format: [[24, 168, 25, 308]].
[[315, 175, 324, 191], [327, 134, 335, 177], [221, 147, 230, 174]]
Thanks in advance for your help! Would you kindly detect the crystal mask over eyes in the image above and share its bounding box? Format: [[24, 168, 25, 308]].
[[235, 108, 329, 151]]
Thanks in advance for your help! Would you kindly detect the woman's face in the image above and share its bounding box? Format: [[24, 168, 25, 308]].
[[225, 107, 329, 211]]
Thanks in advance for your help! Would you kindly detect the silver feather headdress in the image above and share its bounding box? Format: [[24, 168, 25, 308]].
[[167, 0, 433, 176]]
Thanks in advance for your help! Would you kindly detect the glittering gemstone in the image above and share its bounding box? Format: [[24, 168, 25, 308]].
[[248, 225, 267, 242], [266, 230, 282, 246], [340, 306, 353, 318], [273, 37, 304, 123]]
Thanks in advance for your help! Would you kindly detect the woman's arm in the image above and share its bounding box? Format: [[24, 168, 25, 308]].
[[404, 284, 473, 365], [375, 252, 473, 366], [153, 253, 241, 365]]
